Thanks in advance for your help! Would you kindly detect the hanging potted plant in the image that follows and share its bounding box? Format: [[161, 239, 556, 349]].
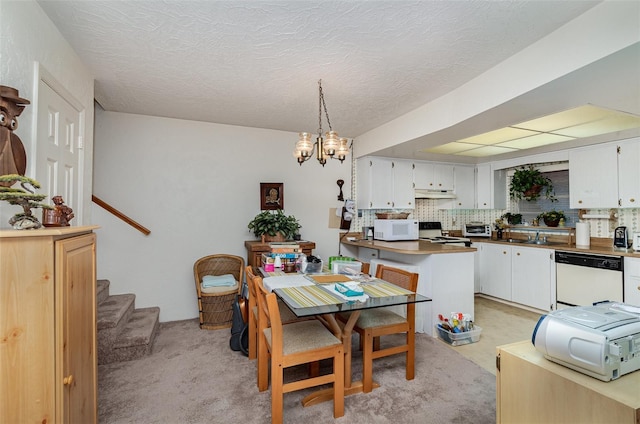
[[509, 165, 556, 202], [248, 210, 300, 242]]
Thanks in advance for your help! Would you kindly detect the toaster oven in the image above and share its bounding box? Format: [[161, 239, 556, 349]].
[[463, 223, 491, 237]]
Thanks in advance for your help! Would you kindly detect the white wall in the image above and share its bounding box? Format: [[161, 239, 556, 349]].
[[0, 1, 94, 227], [93, 108, 351, 321]]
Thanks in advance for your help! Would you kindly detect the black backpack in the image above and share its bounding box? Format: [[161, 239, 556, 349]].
[[230, 282, 249, 356]]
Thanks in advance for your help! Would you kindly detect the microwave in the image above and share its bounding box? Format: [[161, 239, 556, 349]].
[[374, 219, 419, 241], [463, 223, 491, 237]]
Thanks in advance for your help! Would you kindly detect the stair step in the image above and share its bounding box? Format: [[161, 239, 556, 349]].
[[97, 279, 110, 304], [101, 307, 160, 364], [97, 293, 135, 330]]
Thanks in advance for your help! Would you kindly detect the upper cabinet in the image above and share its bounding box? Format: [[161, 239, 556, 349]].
[[452, 165, 475, 209], [476, 164, 507, 210], [413, 162, 454, 191], [569, 138, 640, 209], [569, 143, 618, 208], [357, 157, 414, 209]]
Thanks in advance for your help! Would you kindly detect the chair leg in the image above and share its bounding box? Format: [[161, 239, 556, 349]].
[[362, 329, 374, 393], [248, 318, 257, 360], [373, 335, 381, 351], [406, 329, 415, 381], [333, 346, 345, 418], [271, 363, 284, 424], [258, 336, 269, 391]]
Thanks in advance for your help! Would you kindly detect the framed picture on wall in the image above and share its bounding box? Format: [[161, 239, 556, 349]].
[[260, 182, 283, 210]]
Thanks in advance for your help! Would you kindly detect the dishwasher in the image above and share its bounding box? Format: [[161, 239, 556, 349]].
[[555, 251, 624, 309]]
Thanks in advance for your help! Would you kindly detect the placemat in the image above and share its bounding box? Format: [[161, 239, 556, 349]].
[[279, 285, 344, 308], [362, 280, 415, 297], [309, 274, 352, 284]]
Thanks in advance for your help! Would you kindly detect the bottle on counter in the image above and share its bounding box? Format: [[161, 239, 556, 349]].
[[367, 229, 373, 241]]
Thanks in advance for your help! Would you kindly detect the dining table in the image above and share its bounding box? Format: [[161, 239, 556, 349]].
[[261, 270, 432, 406]]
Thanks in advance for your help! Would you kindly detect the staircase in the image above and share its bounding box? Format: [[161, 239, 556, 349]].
[[97, 279, 160, 365]]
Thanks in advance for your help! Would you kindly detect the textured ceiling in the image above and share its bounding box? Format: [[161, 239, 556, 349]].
[[37, 0, 603, 142]]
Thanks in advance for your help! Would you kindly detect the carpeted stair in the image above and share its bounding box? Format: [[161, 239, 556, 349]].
[[97, 279, 160, 365]]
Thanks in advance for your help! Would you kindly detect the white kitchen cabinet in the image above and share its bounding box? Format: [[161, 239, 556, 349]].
[[476, 164, 507, 209], [624, 257, 640, 306], [452, 165, 475, 209], [357, 157, 414, 209], [569, 143, 619, 208], [478, 242, 512, 300], [617, 138, 640, 208], [413, 161, 454, 191], [511, 246, 554, 311]]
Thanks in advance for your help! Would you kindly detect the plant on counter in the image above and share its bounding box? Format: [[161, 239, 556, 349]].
[[248, 209, 300, 241], [501, 212, 523, 225], [537, 210, 566, 227], [0, 174, 52, 229], [509, 165, 556, 202]]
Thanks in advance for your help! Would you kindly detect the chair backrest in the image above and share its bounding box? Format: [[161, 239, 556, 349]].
[[375, 264, 419, 292], [246, 266, 258, 302], [193, 254, 245, 294], [255, 277, 284, 351]]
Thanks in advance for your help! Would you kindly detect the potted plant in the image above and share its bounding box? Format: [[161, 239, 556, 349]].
[[501, 212, 522, 225], [0, 174, 52, 229], [509, 165, 556, 202], [537, 210, 566, 227], [248, 210, 300, 242]]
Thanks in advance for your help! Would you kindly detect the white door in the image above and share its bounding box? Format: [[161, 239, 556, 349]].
[[36, 79, 83, 219]]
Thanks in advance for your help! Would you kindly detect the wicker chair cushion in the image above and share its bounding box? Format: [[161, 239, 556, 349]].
[[264, 320, 341, 355], [345, 309, 406, 329], [201, 281, 238, 294]]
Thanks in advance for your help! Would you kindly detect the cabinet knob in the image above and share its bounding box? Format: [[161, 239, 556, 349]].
[[503, 251, 507, 255], [637, 285, 640, 291], [578, 200, 583, 204], [63, 375, 74, 386], [516, 252, 521, 256], [631, 198, 636, 203]]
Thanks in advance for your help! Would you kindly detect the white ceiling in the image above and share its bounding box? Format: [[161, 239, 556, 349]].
[[37, 0, 638, 160]]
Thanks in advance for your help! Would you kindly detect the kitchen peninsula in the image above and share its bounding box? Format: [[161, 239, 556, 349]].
[[341, 236, 476, 336]]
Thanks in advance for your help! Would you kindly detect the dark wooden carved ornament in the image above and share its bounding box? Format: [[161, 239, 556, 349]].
[[0, 86, 29, 186]]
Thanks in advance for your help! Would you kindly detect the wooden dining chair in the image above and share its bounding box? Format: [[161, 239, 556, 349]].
[[245, 266, 303, 361], [255, 278, 345, 423], [349, 264, 419, 393]]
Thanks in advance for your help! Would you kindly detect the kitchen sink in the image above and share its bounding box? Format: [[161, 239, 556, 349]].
[[504, 238, 565, 246], [505, 239, 528, 243]]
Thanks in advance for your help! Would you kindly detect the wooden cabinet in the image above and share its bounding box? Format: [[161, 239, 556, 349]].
[[452, 165, 475, 209], [357, 157, 414, 209], [477, 242, 512, 300], [624, 257, 640, 306], [511, 246, 554, 311], [244, 240, 316, 268], [413, 161, 454, 191], [569, 143, 619, 208], [1, 226, 98, 424], [497, 340, 640, 423]]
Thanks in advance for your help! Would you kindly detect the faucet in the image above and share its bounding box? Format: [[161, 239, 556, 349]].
[[534, 231, 540, 242]]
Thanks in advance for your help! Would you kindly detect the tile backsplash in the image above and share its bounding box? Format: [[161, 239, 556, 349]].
[[352, 202, 639, 239]]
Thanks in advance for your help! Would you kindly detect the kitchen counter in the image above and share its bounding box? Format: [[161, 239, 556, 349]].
[[341, 237, 476, 254], [472, 236, 640, 257]]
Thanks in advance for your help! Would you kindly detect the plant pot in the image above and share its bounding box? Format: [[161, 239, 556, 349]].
[[523, 184, 542, 200], [543, 217, 560, 227], [261, 233, 286, 243]]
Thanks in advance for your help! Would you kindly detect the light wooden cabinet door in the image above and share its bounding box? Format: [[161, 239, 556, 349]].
[[569, 143, 618, 208], [0, 227, 97, 424], [617, 138, 640, 208], [511, 246, 553, 311], [478, 243, 512, 300]]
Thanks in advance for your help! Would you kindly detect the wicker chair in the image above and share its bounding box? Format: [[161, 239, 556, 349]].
[[193, 254, 245, 330]]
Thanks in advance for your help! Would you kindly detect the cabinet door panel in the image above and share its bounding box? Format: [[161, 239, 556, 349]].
[[624, 257, 640, 306], [512, 247, 552, 311], [618, 138, 640, 208], [392, 159, 414, 208], [479, 243, 511, 299], [569, 144, 618, 208], [56, 234, 97, 424]]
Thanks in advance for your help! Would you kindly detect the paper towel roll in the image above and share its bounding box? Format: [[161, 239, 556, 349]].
[[575, 221, 590, 247]]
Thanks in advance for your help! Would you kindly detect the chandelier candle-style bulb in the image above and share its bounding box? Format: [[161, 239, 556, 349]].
[[323, 131, 339, 156], [295, 132, 313, 156], [336, 137, 350, 162]]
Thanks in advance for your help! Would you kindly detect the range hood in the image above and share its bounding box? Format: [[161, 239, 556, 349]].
[[414, 189, 457, 199]]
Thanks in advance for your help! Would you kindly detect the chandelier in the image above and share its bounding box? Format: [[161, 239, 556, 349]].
[[293, 80, 350, 166]]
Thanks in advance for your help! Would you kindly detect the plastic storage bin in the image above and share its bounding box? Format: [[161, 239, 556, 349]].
[[435, 325, 482, 346], [332, 260, 362, 275]]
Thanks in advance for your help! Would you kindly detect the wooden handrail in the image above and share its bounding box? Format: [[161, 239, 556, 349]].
[[91, 195, 151, 235]]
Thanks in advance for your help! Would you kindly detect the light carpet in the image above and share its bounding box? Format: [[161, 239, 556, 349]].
[[99, 319, 496, 423]]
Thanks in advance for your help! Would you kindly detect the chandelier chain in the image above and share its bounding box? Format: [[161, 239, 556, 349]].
[[317, 80, 333, 134]]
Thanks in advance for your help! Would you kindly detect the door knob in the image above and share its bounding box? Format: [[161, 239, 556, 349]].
[[63, 375, 74, 386]]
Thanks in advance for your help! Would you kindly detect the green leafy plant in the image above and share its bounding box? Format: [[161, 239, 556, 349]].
[[501, 212, 522, 225], [247, 210, 300, 240], [509, 165, 556, 202], [537, 210, 565, 227]]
